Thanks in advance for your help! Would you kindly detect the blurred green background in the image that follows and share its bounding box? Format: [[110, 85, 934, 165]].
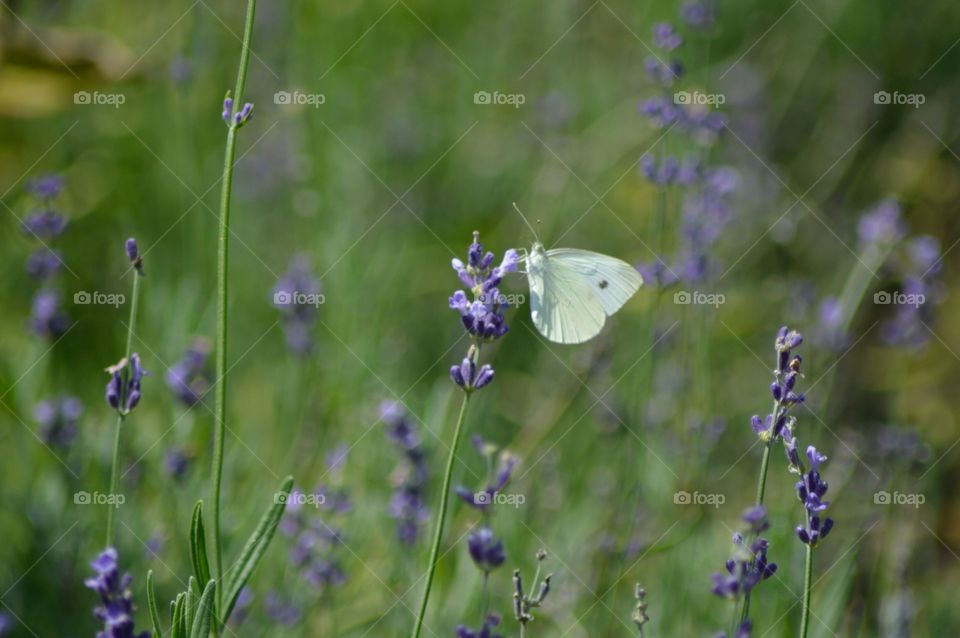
[[1, 0, 959, 636]]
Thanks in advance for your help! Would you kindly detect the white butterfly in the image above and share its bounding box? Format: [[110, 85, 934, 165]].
[[523, 241, 643, 344]]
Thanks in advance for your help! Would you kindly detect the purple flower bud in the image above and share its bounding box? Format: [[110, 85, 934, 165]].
[[234, 102, 254, 126], [467, 527, 505, 572], [222, 97, 234, 124]]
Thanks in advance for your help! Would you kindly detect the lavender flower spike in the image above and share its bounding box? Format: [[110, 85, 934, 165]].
[[85, 547, 150, 638], [105, 353, 148, 414], [126, 238, 144, 274]]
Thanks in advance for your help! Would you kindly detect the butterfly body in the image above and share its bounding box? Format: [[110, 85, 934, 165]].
[[525, 242, 643, 344]]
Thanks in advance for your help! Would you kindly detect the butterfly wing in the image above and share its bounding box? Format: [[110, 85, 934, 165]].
[[528, 256, 607, 344], [544, 248, 643, 316]]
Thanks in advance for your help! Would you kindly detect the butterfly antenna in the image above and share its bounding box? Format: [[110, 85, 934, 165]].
[[512, 202, 540, 243]]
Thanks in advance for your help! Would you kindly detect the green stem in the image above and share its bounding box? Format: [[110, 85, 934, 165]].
[[800, 544, 814, 638], [211, 0, 257, 611], [105, 413, 124, 547], [411, 393, 471, 638], [105, 268, 142, 548]]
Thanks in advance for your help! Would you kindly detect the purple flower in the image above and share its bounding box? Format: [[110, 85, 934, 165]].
[[33, 396, 82, 447], [710, 507, 777, 599], [26, 173, 64, 199], [653, 23, 683, 50], [467, 527, 506, 572], [221, 97, 234, 124], [29, 289, 69, 339], [234, 102, 254, 126], [21, 210, 67, 239], [450, 355, 495, 392], [265, 591, 301, 626], [749, 327, 805, 442], [165, 339, 211, 406], [857, 198, 905, 247], [126, 237, 144, 273], [105, 353, 148, 413], [449, 233, 517, 344], [25, 248, 63, 280], [273, 254, 322, 355], [795, 446, 834, 546], [456, 614, 503, 638], [383, 401, 430, 545], [84, 548, 150, 638], [681, 1, 715, 28], [280, 476, 350, 592]]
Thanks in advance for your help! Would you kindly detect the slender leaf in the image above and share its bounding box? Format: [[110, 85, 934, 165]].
[[190, 501, 212, 593], [172, 592, 186, 638], [190, 579, 217, 638], [146, 570, 163, 638], [221, 475, 293, 624], [184, 580, 195, 631]]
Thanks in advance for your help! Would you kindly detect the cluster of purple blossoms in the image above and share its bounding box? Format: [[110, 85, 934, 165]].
[[84, 547, 150, 638], [272, 254, 322, 356], [636, 20, 739, 286], [448, 232, 518, 392], [638, 22, 724, 136], [449, 231, 519, 342], [818, 198, 944, 349], [33, 395, 83, 447], [681, 0, 715, 29], [711, 506, 778, 600], [105, 353, 148, 414], [165, 338, 211, 406], [22, 174, 71, 338], [788, 444, 835, 546], [279, 480, 350, 591], [750, 327, 804, 442], [382, 401, 430, 545], [222, 96, 254, 128], [456, 613, 503, 638]]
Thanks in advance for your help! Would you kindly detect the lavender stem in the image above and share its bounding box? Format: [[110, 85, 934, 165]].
[[211, 0, 257, 613], [411, 392, 471, 638], [800, 544, 814, 638], [105, 268, 141, 547]]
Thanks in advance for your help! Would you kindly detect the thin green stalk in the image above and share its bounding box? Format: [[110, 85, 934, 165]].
[[411, 393, 471, 638], [211, 0, 258, 609], [105, 412, 124, 547], [106, 269, 142, 548], [800, 544, 814, 638], [739, 396, 780, 623]]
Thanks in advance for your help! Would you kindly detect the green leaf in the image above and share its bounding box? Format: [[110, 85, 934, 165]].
[[221, 475, 293, 624], [184, 580, 195, 631], [146, 570, 163, 638], [190, 579, 216, 638], [190, 501, 212, 594], [171, 592, 186, 638]]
